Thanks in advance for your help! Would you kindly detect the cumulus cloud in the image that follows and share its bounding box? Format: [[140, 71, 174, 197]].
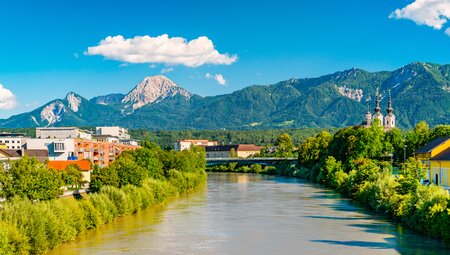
[[389, 0, 450, 31], [85, 34, 238, 67], [446, 27, 450, 36], [206, 73, 227, 85], [0, 84, 18, 110], [161, 67, 174, 74]]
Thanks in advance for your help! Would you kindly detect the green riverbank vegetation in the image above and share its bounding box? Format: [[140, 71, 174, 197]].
[[0, 142, 207, 255], [293, 122, 450, 245]]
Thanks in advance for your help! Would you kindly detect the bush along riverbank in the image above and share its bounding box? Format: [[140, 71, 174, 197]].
[[292, 123, 450, 246], [0, 142, 207, 255]]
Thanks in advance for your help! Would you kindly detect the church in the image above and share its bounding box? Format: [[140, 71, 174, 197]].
[[361, 89, 396, 130]]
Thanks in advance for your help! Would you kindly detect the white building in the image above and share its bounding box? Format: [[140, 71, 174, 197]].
[[384, 91, 396, 130], [36, 127, 92, 140], [96, 126, 130, 140], [174, 139, 218, 151], [0, 133, 28, 150], [26, 138, 77, 161]]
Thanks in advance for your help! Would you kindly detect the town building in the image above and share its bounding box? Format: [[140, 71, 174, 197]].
[[205, 144, 263, 158], [361, 89, 395, 130], [415, 137, 450, 187], [26, 138, 139, 167], [36, 127, 92, 140], [48, 160, 92, 184], [0, 149, 48, 162], [96, 126, 130, 140], [174, 139, 218, 151], [0, 133, 29, 150]]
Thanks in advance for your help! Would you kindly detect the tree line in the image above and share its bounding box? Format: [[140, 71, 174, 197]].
[[0, 142, 207, 254]]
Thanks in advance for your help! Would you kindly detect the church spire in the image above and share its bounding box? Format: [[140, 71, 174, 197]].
[[386, 90, 393, 114], [374, 88, 381, 113]]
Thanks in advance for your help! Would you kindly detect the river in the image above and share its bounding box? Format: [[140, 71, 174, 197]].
[[47, 173, 448, 255]]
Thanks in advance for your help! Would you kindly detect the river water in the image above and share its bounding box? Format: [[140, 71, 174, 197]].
[[48, 173, 448, 255]]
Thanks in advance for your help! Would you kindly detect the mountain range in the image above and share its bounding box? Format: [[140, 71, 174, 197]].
[[1, 62, 449, 130]]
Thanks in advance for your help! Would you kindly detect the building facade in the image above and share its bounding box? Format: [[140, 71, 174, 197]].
[[415, 137, 450, 187], [205, 144, 263, 158], [174, 139, 218, 151], [0, 133, 28, 150], [36, 127, 92, 140], [96, 126, 130, 140]]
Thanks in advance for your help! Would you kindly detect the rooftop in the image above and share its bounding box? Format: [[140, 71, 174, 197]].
[[415, 137, 450, 154]]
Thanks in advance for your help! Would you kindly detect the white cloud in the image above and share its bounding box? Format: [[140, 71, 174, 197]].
[[161, 67, 174, 74], [74, 53, 79, 59], [0, 84, 18, 110], [85, 34, 238, 67], [390, 0, 450, 30], [205, 73, 227, 85], [149, 64, 157, 68]]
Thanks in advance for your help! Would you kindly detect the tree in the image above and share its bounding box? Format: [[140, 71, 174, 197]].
[[61, 165, 85, 190], [109, 152, 148, 187], [0, 157, 63, 200], [397, 158, 426, 195], [275, 133, 294, 157], [298, 131, 331, 168], [89, 164, 119, 192]]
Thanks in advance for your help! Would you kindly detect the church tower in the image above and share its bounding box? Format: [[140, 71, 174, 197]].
[[372, 88, 383, 125], [384, 90, 395, 130], [363, 104, 372, 127]]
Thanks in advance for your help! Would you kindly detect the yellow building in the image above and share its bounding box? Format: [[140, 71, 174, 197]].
[[415, 137, 450, 186]]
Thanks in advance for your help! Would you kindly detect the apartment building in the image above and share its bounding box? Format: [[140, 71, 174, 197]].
[[0, 133, 28, 150]]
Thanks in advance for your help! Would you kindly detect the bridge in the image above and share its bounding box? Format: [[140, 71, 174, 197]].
[[206, 157, 298, 167]]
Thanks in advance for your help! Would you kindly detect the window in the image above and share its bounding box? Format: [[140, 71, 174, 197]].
[[54, 142, 65, 151]]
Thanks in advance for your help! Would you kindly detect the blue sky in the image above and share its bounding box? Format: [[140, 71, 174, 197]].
[[1, 0, 450, 118]]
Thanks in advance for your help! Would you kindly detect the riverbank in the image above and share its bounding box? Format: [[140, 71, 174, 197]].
[[46, 173, 450, 255], [0, 141, 208, 255], [208, 160, 450, 248], [0, 170, 206, 255]]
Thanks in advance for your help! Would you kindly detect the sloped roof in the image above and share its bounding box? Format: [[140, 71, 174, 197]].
[[415, 137, 450, 154], [0, 149, 21, 158], [23, 149, 48, 159], [431, 147, 450, 161], [237, 144, 263, 151], [48, 160, 91, 171]]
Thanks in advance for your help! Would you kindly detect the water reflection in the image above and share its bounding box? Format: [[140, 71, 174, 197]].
[[47, 173, 449, 255]]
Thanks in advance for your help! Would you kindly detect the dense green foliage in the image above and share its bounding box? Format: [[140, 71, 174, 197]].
[[2, 62, 450, 129], [0, 157, 63, 201], [0, 144, 206, 254], [131, 128, 336, 149], [290, 122, 450, 245]]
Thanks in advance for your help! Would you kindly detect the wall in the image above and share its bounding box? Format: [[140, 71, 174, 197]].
[[26, 138, 75, 161], [430, 160, 450, 187]]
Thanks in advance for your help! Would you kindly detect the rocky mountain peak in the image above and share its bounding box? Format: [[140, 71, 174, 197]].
[[65, 92, 82, 112], [121, 75, 193, 110]]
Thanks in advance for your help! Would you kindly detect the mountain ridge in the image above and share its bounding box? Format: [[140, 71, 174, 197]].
[[1, 62, 449, 129]]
